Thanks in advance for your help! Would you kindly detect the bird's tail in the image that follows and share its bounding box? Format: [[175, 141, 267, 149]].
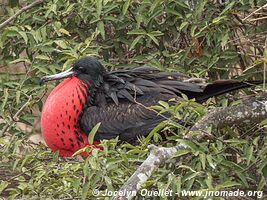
[[193, 80, 263, 103]]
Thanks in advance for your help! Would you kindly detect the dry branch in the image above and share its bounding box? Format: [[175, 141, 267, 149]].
[[112, 144, 186, 200], [188, 96, 267, 137], [242, 3, 267, 21], [113, 94, 267, 200], [0, 0, 45, 30]]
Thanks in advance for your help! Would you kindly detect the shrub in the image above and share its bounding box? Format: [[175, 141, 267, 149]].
[[0, 0, 266, 199]]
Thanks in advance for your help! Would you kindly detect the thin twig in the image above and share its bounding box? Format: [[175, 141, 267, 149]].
[[0, 0, 45, 30], [8, 164, 42, 181], [237, 52, 262, 58], [227, 31, 267, 45], [242, 3, 267, 21], [0, 95, 32, 137], [249, 16, 267, 22]]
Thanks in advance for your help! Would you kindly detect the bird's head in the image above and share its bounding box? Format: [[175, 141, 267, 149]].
[[40, 56, 106, 84]]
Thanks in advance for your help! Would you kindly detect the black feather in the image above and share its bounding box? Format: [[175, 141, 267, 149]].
[[117, 89, 135, 102], [108, 91, 119, 105]]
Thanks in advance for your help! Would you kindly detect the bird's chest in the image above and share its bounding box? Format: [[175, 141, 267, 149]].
[[41, 77, 89, 156]]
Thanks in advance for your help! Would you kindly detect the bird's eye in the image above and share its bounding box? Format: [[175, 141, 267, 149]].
[[77, 67, 85, 72]]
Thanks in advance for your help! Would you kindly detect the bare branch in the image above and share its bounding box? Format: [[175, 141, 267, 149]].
[[248, 16, 267, 22], [0, 0, 45, 30], [242, 3, 267, 21], [188, 96, 267, 138]]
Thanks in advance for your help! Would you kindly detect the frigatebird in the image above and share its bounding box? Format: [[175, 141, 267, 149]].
[[40, 56, 261, 157]]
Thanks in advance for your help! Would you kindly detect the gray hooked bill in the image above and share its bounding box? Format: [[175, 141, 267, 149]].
[[40, 67, 75, 84]]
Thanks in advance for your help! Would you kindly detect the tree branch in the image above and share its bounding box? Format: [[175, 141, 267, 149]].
[[113, 94, 267, 200], [0, 0, 45, 30], [112, 144, 186, 200], [187, 96, 267, 138]]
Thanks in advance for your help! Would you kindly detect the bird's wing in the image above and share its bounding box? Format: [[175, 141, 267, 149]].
[[80, 92, 174, 142], [102, 66, 204, 105], [80, 67, 262, 141], [101, 66, 262, 104]]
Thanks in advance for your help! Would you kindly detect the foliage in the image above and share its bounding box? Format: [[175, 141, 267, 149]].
[[0, 0, 267, 199]]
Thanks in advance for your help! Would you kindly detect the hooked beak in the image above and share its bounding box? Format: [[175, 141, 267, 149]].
[[40, 67, 75, 84]]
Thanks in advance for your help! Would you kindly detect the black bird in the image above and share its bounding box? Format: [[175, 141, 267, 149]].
[[40, 56, 262, 157]]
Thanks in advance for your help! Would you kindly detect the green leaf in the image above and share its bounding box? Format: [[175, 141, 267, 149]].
[[143, 121, 167, 144], [236, 172, 249, 187], [149, 105, 164, 111], [72, 146, 88, 157], [224, 139, 248, 145], [176, 139, 200, 152], [149, 0, 162, 13], [16, 90, 21, 105], [18, 31, 28, 44], [221, 160, 244, 170], [205, 172, 212, 189], [220, 1, 235, 16], [88, 157, 98, 170], [245, 145, 253, 165], [206, 155, 216, 169], [181, 93, 188, 100], [215, 181, 241, 190], [96, 0, 102, 17], [88, 122, 101, 145], [257, 177, 266, 191], [147, 33, 159, 45], [59, 28, 71, 36], [81, 182, 90, 200], [258, 146, 267, 158], [158, 101, 169, 109], [54, 40, 68, 49], [178, 165, 196, 173], [51, 3, 57, 14], [260, 119, 267, 126], [149, 31, 164, 37], [180, 21, 189, 31], [258, 159, 267, 174], [129, 35, 143, 50], [0, 181, 9, 194], [199, 153, 206, 169], [34, 64, 51, 74], [175, 149, 191, 157], [175, 1, 189, 9], [212, 16, 226, 24], [2, 88, 9, 110], [97, 21, 105, 39], [184, 172, 201, 181], [122, 0, 131, 15], [36, 55, 51, 60]]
